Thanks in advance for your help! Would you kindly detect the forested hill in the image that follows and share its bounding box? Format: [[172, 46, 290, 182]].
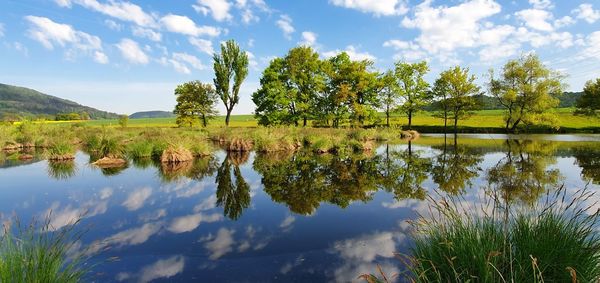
[[424, 92, 582, 111], [129, 111, 175, 119], [0, 83, 119, 119]]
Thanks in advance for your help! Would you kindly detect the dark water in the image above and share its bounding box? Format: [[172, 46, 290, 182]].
[[1, 136, 599, 282]]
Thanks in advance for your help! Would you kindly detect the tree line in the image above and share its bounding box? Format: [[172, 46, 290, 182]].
[[174, 40, 600, 133]]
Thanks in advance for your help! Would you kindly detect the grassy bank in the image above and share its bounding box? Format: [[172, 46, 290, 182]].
[[23, 108, 600, 133]]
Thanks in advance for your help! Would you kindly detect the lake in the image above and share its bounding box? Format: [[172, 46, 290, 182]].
[[1, 135, 599, 282]]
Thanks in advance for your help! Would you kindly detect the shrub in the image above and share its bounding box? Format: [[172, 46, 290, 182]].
[[127, 141, 154, 159]]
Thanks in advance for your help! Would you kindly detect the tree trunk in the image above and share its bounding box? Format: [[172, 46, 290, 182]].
[[225, 109, 232, 126], [202, 114, 207, 127], [443, 111, 448, 134], [454, 115, 458, 135], [303, 116, 307, 127], [408, 110, 413, 130]]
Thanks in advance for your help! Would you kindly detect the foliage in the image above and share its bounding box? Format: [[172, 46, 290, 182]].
[[322, 52, 381, 126], [489, 54, 565, 133], [575, 78, 600, 116], [118, 115, 128, 128], [433, 66, 480, 133], [408, 188, 600, 282], [213, 40, 249, 126], [0, 217, 90, 282], [174, 81, 219, 127], [379, 71, 400, 127], [216, 154, 251, 220], [253, 46, 325, 126], [395, 61, 430, 130]]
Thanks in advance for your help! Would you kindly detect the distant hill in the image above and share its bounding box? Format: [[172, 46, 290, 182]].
[[424, 92, 582, 111], [129, 111, 175, 119], [0, 83, 119, 119]]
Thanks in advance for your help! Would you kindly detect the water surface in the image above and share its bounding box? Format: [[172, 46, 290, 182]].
[[1, 135, 599, 282]]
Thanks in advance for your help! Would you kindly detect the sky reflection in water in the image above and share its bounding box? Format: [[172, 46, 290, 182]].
[[0, 136, 599, 282]]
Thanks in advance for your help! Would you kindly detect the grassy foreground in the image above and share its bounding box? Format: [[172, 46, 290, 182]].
[[41, 108, 600, 133]]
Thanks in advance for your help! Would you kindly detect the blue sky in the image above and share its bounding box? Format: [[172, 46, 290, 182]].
[[1, 0, 599, 115]]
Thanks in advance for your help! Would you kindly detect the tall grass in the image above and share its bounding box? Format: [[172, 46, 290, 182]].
[[401, 187, 600, 282], [0, 217, 90, 282], [47, 142, 75, 161]]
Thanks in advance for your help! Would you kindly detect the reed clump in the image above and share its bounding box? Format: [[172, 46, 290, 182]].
[[47, 142, 75, 161], [161, 145, 193, 163], [401, 187, 600, 282], [0, 217, 90, 282]]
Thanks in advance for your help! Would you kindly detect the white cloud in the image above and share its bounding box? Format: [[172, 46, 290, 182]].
[[193, 0, 232, 22], [515, 9, 554, 32], [121, 186, 152, 210], [573, 3, 600, 24], [235, 0, 271, 24], [167, 213, 221, 233], [160, 14, 220, 37], [401, 0, 502, 55], [25, 16, 105, 63], [246, 51, 258, 69], [300, 31, 317, 47], [323, 45, 376, 61], [189, 38, 214, 55], [93, 51, 109, 64], [13, 42, 29, 57], [276, 15, 294, 40], [477, 25, 516, 46], [528, 0, 553, 10], [63, 0, 157, 27], [25, 16, 100, 50], [172, 52, 205, 70], [329, 0, 408, 16], [580, 31, 600, 61], [204, 228, 235, 260], [138, 256, 185, 283], [132, 26, 162, 42], [54, 0, 72, 7], [383, 39, 410, 50], [279, 216, 295, 229], [554, 16, 575, 28], [104, 19, 122, 31], [0, 23, 4, 37], [479, 42, 520, 62]]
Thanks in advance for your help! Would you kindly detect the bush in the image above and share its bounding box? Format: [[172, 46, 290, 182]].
[[127, 141, 154, 159]]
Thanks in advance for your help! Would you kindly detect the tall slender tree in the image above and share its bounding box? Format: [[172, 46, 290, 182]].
[[489, 54, 564, 133], [435, 66, 480, 134], [213, 40, 249, 126], [379, 70, 400, 127], [395, 61, 430, 130]]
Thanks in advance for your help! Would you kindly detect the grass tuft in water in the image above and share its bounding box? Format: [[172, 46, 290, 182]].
[[400, 187, 600, 282], [0, 217, 90, 282]]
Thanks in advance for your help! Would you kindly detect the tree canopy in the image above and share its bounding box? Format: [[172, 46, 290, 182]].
[[575, 78, 600, 116], [174, 81, 219, 127], [489, 54, 564, 133], [214, 40, 249, 126], [395, 61, 430, 130]]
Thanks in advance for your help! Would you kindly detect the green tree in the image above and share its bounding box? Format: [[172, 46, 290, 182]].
[[435, 66, 480, 134], [395, 61, 430, 130], [118, 115, 128, 128], [323, 52, 380, 127], [379, 70, 400, 127], [213, 40, 249, 126], [489, 54, 564, 133], [173, 81, 218, 127], [575, 78, 600, 116], [252, 46, 324, 126]]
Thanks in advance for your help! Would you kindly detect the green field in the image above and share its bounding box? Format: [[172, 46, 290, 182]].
[[70, 108, 600, 133]]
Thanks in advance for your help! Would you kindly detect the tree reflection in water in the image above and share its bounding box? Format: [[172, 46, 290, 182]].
[[431, 136, 483, 195], [487, 140, 561, 204], [573, 146, 600, 185], [379, 142, 430, 201], [216, 152, 251, 220]]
